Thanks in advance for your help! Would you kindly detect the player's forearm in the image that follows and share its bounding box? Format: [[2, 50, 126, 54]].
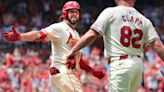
[[20, 31, 40, 41], [74, 51, 81, 69], [155, 45, 164, 61], [156, 51, 164, 61], [71, 29, 99, 53], [75, 51, 81, 62], [153, 40, 164, 61]]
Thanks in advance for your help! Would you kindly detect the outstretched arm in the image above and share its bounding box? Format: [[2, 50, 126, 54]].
[[67, 28, 100, 58], [2, 25, 46, 42], [20, 31, 42, 41]]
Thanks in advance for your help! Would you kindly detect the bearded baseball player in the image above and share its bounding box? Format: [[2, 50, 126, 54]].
[[2, 1, 105, 92], [66, 0, 164, 92]]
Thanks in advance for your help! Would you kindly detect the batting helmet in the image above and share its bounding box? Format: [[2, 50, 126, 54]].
[[62, 1, 81, 19]]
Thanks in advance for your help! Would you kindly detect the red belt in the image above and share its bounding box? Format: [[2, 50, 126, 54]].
[[50, 67, 60, 75], [108, 55, 140, 64]]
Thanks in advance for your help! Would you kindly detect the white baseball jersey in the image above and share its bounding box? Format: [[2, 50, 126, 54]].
[[41, 21, 80, 69], [91, 6, 159, 58], [41, 22, 83, 92]]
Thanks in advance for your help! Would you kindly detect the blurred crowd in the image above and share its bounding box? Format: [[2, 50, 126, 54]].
[[0, 0, 164, 92]]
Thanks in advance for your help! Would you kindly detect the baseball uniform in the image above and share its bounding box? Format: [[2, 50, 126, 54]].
[[91, 6, 159, 92], [41, 21, 83, 92]]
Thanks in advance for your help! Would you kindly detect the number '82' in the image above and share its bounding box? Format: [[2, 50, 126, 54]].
[[120, 26, 143, 48]]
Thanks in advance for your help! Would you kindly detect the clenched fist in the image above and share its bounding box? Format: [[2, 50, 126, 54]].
[[2, 25, 21, 41]]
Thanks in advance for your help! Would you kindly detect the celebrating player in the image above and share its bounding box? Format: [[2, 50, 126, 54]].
[[66, 0, 164, 92], [2, 1, 105, 92]]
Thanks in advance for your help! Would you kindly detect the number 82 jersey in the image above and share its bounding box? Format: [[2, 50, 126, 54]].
[[91, 6, 159, 58]]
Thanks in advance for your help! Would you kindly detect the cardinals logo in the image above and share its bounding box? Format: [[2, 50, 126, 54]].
[[67, 32, 78, 48]]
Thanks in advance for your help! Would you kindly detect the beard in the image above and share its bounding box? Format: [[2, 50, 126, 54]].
[[66, 16, 78, 25]]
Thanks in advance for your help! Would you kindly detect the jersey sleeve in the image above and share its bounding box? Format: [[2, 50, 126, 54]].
[[90, 8, 113, 36], [41, 24, 60, 42], [144, 20, 160, 47]]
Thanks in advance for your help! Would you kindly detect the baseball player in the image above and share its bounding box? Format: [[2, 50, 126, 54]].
[[2, 1, 105, 92], [66, 0, 164, 92]]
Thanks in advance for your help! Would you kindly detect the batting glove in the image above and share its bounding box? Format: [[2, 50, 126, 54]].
[[66, 59, 76, 69], [2, 25, 21, 41]]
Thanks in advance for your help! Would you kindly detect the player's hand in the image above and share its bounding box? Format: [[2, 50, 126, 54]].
[[66, 50, 77, 69], [66, 59, 76, 69], [2, 25, 21, 41], [90, 69, 105, 79]]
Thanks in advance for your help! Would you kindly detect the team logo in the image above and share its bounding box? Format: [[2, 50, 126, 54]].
[[67, 32, 78, 48]]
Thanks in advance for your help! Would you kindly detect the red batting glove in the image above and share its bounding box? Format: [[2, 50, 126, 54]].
[[90, 69, 105, 79], [66, 59, 76, 69], [2, 25, 21, 41]]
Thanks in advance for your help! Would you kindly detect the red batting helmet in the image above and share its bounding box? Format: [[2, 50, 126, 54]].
[[62, 1, 81, 19]]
